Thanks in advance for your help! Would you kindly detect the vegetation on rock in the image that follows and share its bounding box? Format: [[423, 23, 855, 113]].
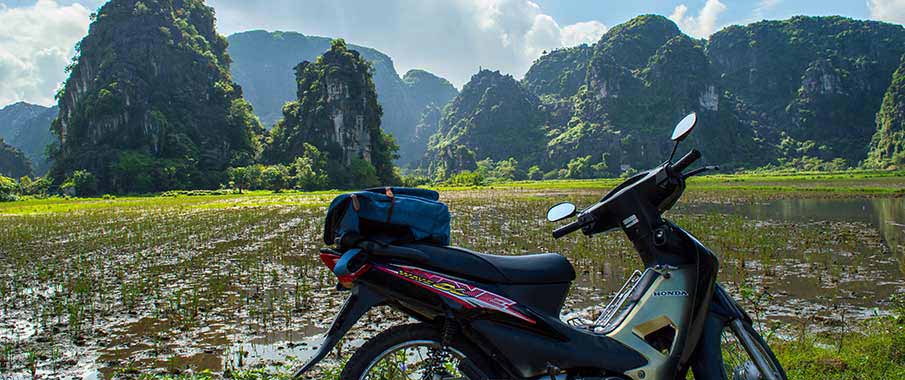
[[0, 102, 57, 174], [0, 139, 33, 179], [867, 54, 905, 169], [435, 15, 905, 180], [50, 0, 264, 194], [423, 70, 544, 180], [266, 39, 399, 188]]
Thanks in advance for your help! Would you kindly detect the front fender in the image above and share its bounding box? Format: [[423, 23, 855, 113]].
[[292, 284, 385, 378], [689, 284, 752, 380]]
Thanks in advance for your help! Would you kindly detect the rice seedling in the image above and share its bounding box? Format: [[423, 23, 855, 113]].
[[0, 176, 902, 377]]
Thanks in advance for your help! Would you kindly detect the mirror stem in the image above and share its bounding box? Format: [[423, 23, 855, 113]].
[[668, 141, 679, 163]]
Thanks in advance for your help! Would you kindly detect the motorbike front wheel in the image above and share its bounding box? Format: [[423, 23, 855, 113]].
[[340, 323, 500, 380], [718, 320, 787, 380]]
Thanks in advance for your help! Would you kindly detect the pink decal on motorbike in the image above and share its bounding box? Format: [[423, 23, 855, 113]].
[[376, 265, 535, 324]]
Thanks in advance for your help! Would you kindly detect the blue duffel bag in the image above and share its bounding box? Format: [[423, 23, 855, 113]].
[[323, 187, 451, 247]]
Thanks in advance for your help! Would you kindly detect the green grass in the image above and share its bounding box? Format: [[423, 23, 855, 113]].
[[449, 170, 905, 195], [773, 312, 905, 379]]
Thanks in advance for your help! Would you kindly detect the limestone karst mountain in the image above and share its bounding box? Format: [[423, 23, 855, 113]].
[[227, 31, 457, 166], [51, 0, 263, 193], [265, 39, 398, 188]]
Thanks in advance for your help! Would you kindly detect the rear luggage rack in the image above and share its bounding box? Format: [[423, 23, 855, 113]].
[[568, 269, 644, 333]]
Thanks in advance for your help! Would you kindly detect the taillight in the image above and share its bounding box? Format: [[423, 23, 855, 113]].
[[319, 251, 371, 289], [320, 252, 341, 272]]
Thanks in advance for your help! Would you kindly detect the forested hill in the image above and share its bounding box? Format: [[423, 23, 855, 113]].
[[426, 15, 905, 179], [227, 31, 457, 166], [0, 102, 57, 175]]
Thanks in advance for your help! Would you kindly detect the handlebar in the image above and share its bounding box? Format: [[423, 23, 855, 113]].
[[552, 219, 585, 238], [670, 149, 701, 173]]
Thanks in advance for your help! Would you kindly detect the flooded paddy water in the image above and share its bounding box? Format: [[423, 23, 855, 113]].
[[0, 186, 903, 378]]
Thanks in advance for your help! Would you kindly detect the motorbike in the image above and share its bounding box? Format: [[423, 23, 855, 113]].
[[293, 113, 788, 380]]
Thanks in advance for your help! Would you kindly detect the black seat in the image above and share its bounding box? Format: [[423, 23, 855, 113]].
[[402, 244, 576, 285]]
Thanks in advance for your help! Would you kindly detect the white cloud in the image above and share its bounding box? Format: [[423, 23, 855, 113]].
[[561, 21, 609, 47], [0, 0, 91, 107], [754, 0, 782, 19], [208, 0, 607, 87], [669, 0, 728, 38], [867, 0, 905, 24], [0, 0, 608, 105]]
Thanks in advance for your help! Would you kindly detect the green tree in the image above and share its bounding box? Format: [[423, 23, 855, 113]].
[[29, 177, 52, 196], [18, 176, 32, 195], [227, 166, 263, 193], [346, 158, 380, 188], [493, 157, 522, 181], [112, 151, 155, 194], [62, 170, 98, 197], [292, 143, 330, 190], [0, 175, 17, 202], [261, 165, 290, 191], [527, 165, 543, 180]]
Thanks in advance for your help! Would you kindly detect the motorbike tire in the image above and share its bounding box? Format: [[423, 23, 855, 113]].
[[340, 322, 502, 380], [724, 321, 788, 380]]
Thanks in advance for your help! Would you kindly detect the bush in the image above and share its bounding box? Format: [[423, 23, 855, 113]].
[[21, 176, 52, 196], [448, 170, 485, 186], [62, 170, 98, 197], [401, 174, 431, 187]]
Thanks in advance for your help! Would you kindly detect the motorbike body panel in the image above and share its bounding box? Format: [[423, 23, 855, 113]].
[[604, 266, 696, 380]]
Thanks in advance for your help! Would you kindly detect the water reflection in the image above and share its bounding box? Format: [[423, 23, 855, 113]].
[[683, 197, 905, 274]]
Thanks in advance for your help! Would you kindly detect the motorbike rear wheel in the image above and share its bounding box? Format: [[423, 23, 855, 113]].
[[340, 323, 500, 380]]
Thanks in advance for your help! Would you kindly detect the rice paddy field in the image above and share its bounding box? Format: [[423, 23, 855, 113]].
[[1, 172, 904, 379]]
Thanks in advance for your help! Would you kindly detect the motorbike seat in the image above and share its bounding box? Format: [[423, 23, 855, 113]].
[[401, 244, 576, 285]]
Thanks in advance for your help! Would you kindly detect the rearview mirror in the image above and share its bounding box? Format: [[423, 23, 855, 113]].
[[671, 113, 697, 142], [546, 202, 577, 222]]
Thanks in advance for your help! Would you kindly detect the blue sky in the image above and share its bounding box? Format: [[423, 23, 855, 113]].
[[1, 0, 903, 107]]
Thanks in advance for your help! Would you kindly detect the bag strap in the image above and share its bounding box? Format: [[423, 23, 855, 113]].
[[385, 187, 395, 223], [350, 194, 360, 211]]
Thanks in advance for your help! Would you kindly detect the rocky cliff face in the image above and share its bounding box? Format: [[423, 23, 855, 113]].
[[523, 45, 592, 98], [266, 39, 397, 187], [708, 16, 905, 164], [423, 70, 543, 178], [398, 69, 457, 165], [867, 55, 905, 168], [227, 31, 457, 166], [493, 15, 905, 175], [0, 102, 57, 174], [51, 0, 262, 193], [0, 139, 32, 178]]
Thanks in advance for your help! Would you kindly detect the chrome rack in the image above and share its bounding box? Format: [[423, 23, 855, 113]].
[[567, 269, 643, 333]]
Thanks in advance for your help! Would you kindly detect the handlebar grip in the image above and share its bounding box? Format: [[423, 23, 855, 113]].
[[671, 149, 701, 173], [553, 219, 584, 239]]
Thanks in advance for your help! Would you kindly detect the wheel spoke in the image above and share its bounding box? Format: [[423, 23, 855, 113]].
[[361, 340, 469, 380]]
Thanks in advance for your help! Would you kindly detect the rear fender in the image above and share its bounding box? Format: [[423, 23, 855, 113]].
[[292, 284, 385, 378]]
